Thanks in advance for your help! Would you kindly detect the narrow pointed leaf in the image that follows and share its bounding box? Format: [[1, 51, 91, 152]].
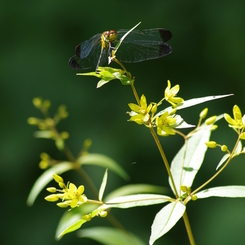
[[55, 209, 82, 240], [99, 169, 108, 201], [169, 124, 212, 195], [104, 184, 167, 202], [77, 227, 146, 245], [196, 186, 245, 199], [58, 219, 87, 238], [150, 201, 186, 245], [56, 204, 99, 239], [175, 94, 233, 110], [156, 94, 232, 118], [27, 162, 73, 206], [77, 153, 129, 180], [233, 140, 242, 156], [104, 194, 172, 209], [216, 153, 230, 170]]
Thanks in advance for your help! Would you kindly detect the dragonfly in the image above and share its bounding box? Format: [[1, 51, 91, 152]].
[[69, 27, 172, 71]]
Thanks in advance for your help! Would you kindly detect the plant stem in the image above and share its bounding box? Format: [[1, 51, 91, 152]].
[[129, 82, 196, 244], [149, 127, 179, 198], [183, 211, 196, 245], [191, 134, 241, 196], [130, 83, 140, 105]]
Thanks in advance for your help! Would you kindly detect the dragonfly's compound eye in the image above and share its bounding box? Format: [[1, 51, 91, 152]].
[[104, 31, 110, 38], [109, 30, 117, 42]]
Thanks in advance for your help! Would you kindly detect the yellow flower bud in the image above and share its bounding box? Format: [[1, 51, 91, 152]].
[[53, 174, 64, 184], [199, 108, 208, 119], [210, 125, 218, 131], [221, 145, 228, 152], [82, 214, 92, 221], [205, 116, 217, 125], [180, 185, 188, 192], [27, 117, 39, 125], [45, 194, 59, 202], [33, 97, 42, 108], [99, 211, 108, 218], [45, 118, 55, 127], [39, 160, 48, 169], [205, 141, 217, 148], [191, 195, 197, 201], [43, 100, 51, 109], [57, 201, 71, 208], [46, 187, 57, 193], [151, 104, 158, 114], [61, 131, 69, 139]]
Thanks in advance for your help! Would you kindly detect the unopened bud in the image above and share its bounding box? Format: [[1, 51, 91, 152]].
[[221, 145, 228, 152], [205, 141, 217, 148], [199, 108, 208, 119], [205, 116, 217, 125]]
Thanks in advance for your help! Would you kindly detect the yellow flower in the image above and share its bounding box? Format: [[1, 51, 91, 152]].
[[164, 80, 184, 108], [65, 183, 87, 208], [45, 174, 87, 209], [128, 94, 152, 125], [156, 111, 177, 136], [224, 105, 244, 130]]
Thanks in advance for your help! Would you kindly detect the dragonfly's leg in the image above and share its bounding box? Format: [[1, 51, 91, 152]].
[[96, 47, 104, 72]]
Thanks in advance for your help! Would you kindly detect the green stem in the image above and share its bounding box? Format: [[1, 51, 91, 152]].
[[129, 80, 196, 244], [183, 211, 196, 245], [192, 134, 242, 196], [149, 127, 179, 198], [130, 82, 140, 105]]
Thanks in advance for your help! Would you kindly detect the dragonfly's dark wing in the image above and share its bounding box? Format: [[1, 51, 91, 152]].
[[69, 33, 108, 70], [114, 28, 172, 63]]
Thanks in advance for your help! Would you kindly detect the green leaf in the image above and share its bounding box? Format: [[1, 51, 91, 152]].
[[196, 186, 245, 199], [156, 94, 233, 118], [58, 218, 87, 238], [216, 153, 230, 170], [77, 153, 129, 180], [175, 94, 233, 110], [103, 194, 172, 209], [26, 162, 73, 206], [104, 184, 168, 202], [56, 204, 99, 239], [150, 201, 186, 245], [55, 209, 82, 240], [99, 169, 108, 201], [233, 140, 242, 156], [169, 124, 212, 195], [77, 226, 146, 245]]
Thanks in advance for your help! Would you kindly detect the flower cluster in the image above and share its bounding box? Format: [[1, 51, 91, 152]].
[[45, 174, 87, 209], [27, 98, 69, 150], [224, 105, 245, 131], [127, 81, 183, 136]]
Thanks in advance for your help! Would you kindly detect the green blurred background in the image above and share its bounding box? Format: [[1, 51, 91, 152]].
[[1, 0, 245, 244]]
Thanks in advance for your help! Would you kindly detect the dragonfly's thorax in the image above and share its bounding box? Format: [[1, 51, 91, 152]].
[[101, 30, 117, 49]]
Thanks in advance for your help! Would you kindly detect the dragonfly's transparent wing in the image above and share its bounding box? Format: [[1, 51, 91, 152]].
[[113, 28, 172, 63], [69, 33, 108, 70]]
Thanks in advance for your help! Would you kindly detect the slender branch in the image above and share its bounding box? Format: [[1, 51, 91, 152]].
[[130, 82, 140, 105], [149, 127, 179, 198], [183, 211, 196, 245], [192, 132, 242, 196]]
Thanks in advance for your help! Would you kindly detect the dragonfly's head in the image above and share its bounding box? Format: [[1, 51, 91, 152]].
[[101, 30, 117, 49]]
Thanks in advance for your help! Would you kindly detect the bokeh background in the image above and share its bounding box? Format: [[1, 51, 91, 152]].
[[1, 0, 245, 244]]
